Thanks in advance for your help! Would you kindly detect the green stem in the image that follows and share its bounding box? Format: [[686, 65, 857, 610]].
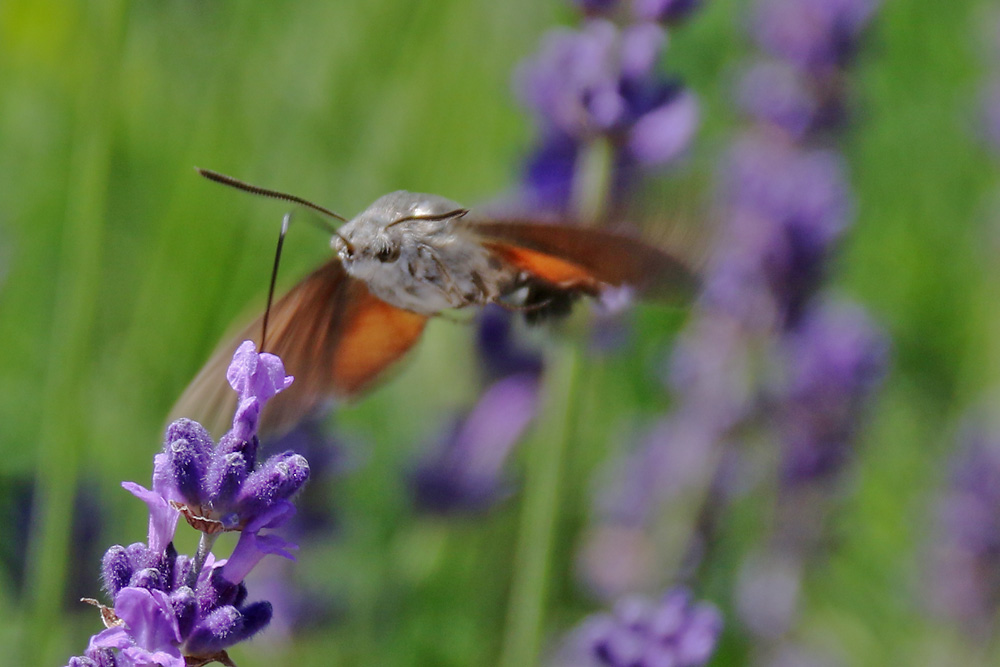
[[189, 532, 221, 588], [499, 345, 581, 667], [570, 136, 614, 224], [499, 130, 613, 665]]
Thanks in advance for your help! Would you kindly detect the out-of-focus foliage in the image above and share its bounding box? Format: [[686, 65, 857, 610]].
[[1, 0, 999, 665]]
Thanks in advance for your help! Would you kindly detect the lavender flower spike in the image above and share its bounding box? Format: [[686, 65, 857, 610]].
[[410, 372, 541, 514], [156, 341, 307, 535], [65, 342, 308, 667], [554, 588, 723, 666]]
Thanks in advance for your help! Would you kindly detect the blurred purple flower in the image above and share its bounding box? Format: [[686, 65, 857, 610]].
[[777, 299, 888, 484], [751, 0, 879, 71], [706, 135, 853, 328], [928, 421, 1000, 628], [476, 305, 545, 382], [579, 413, 725, 598], [515, 20, 628, 137], [737, 60, 829, 138], [553, 588, 723, 666], [410, 373, 541, 514], [515, 18, 698, 212], [626, 89, 700, 165]]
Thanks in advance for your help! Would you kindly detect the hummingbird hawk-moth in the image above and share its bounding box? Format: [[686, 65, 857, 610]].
[[171, 169, 697, 436]]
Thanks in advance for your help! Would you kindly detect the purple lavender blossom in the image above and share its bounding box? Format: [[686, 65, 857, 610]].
[[409, 372, 541, 514], [155, 341, 307, 534], [928, 421, 1000, 628], [515, 19, 698, 212], [554, 588, 723, 666], [737, 61, 827, 139], [65, 342, 306, 667], [777, 299, 888, 484], [751, 0, 879, 71], [705, 134, 853, 329]]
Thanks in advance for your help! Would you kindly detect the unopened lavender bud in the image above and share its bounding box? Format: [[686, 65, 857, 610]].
[[164, 418, 213, 455], [171, 586, 198, 639], [205, 451, 250, 508], [171, 554, 193, 590], [235, 452, 310, 518], [129, 567, 164, 592], [101, 545, 132, 598], [237, 600, 273, 641], [186, 606, 243, 656], [187, 601, 273, 656], [166, 437, 209, 505], [197, 568, 240, 614], [124, 542, 161, 572], [216, 430, 258, 468]]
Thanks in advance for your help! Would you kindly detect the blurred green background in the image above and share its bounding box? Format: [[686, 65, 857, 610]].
[[1, 0, 999, 665]]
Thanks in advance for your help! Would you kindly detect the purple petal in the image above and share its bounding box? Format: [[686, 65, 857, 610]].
[[620, 23, 667, 80], [88, 626, 131, 652], [626, 91, 699, 165], [114, 587, 182, 648], [737, 60, 818, 137], [221, 530, 298, 584], [122, 482, 179, 554], [226, 340, 294, 406], [235, 452, 310, 521]]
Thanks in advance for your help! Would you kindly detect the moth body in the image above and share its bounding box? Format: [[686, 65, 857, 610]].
[[335, 191, 514, 315]]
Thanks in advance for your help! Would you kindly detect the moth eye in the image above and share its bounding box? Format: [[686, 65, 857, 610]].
[[376, 246, 400, 263]]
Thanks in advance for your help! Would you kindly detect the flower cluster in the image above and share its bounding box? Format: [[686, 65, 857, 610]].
[[65, 341, 307, 667], [777, 300, 888, 484], [555, 588, 723, 667], [578, 7, 885, 659], [514, 5, 699, 213], [741, 0, 878, 139]]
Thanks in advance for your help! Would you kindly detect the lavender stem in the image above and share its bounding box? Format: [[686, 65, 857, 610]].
[[189, 531, 220, 588]]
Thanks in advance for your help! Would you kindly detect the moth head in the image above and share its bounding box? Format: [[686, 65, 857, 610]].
[[334, 191, 468, 273]]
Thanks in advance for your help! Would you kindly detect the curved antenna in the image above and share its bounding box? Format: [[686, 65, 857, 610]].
[[196, 167, 348, 222], [384, 208, 469, 229]]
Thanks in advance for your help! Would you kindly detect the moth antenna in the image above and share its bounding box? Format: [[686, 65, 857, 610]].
[[384, 208, 469, 229], [196, 167, 348, 222], [261, 212, 292, 353]]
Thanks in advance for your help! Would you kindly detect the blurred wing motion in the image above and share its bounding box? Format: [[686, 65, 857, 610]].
[[466, 219, 699, 301], [170, 259, 428, 437]]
